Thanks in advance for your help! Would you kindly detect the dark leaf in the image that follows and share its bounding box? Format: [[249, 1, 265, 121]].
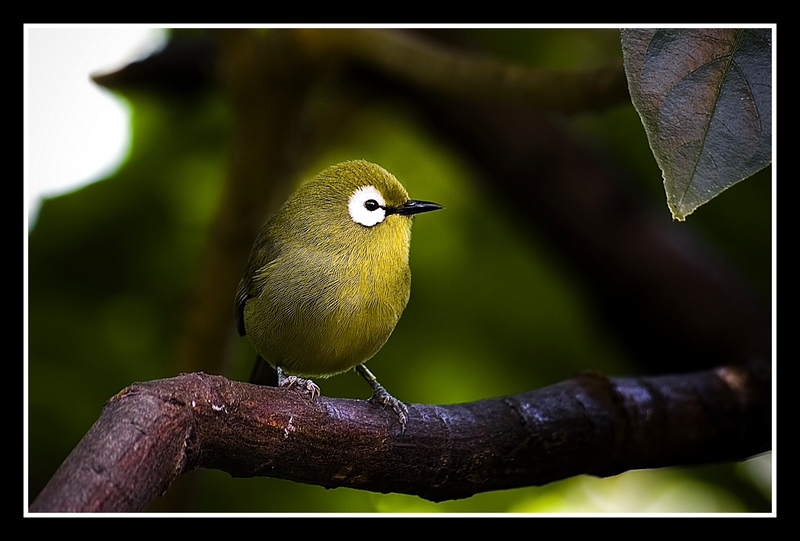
[[621, 28, 772, 220]]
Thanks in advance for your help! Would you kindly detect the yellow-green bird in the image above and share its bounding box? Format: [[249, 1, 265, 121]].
[[235, 160, 442, 427]]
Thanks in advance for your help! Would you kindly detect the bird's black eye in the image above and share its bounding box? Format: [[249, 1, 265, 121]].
[[364, 199, 381, 211]]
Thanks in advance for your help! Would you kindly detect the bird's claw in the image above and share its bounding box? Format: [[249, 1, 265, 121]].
[[355, 364, 408, 431], [370, 388, 409, 431], [278, 371, 320, 399]]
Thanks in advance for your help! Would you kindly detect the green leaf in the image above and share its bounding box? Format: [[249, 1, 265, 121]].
[[621, 28, 772, 221]]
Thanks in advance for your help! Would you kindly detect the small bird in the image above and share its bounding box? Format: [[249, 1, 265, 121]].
[[235, 160, 442, 427]]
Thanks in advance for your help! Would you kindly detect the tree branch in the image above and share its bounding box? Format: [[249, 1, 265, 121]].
[[294, 28, 630, 114], [30, 365, 770, 513]]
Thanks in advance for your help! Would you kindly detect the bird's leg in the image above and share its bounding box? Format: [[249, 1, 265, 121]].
[[355, 364, 408, 430], [276, 366, 320, 399]]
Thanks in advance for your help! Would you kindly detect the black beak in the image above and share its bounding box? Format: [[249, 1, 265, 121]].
[[390, 199, 443, 216]]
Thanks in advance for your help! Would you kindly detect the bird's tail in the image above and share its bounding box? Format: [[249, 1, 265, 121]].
[[249, 355, 279, 386]]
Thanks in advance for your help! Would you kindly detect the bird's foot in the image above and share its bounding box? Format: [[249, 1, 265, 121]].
[[355, 364, 408, 431], [277, 367, 320, 399], [369, 384, 409, 431]]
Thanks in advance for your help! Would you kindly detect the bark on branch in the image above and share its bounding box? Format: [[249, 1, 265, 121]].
[[30, 365, 770, 513]]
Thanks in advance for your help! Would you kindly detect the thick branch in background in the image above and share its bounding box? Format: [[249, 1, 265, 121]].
[[30, 367, 770, 513], [294, 29, 631, 114]]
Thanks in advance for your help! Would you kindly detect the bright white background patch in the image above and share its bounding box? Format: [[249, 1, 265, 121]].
[[348, 185, 386, 227], [25, 27, 167, 229]]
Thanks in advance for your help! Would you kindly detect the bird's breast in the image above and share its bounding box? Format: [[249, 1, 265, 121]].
[[243, 244, 411, 377]]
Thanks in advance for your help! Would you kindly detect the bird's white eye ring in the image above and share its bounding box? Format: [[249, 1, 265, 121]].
[[349, 186, 386, 227]]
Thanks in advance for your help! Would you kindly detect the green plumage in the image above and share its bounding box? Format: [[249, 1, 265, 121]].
[[235, 160, 439, 383]]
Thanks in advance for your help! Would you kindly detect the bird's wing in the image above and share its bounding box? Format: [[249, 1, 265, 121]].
[[234, 234, 281, 337], [234, 279, 250, 337]]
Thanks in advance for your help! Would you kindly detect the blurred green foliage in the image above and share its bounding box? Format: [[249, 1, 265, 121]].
[[27, 28, 772, 513]]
